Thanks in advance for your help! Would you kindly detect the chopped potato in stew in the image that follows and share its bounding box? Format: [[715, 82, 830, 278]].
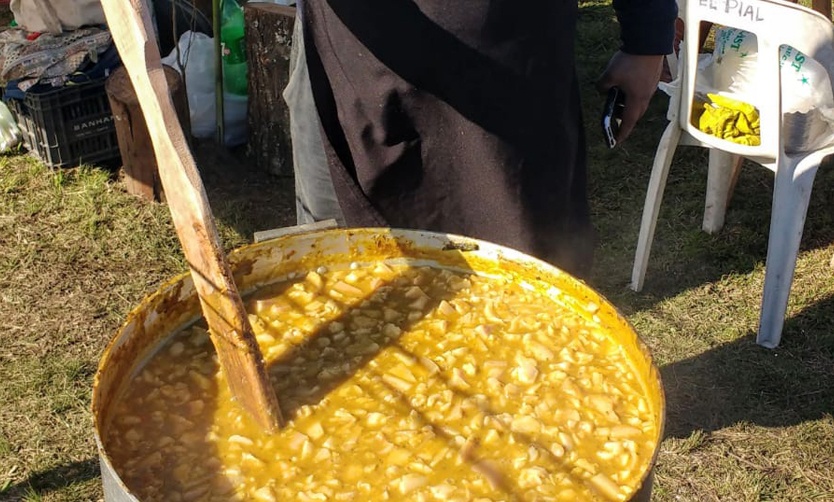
[[105, 262, 658, 501]]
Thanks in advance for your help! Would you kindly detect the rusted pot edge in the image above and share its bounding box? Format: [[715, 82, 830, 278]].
[[92, 227, 666, 501]]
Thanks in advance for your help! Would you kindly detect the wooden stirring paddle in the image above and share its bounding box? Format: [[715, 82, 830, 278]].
[[101, 0, 283, 431]]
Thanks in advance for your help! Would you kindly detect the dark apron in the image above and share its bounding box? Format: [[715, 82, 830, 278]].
[[302, 0, 594, 277]]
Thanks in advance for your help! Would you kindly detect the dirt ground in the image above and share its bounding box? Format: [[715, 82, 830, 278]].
[[192, 138, 298, 238]]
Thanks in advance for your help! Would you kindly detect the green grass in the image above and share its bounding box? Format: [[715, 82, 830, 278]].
[[576, 2, 834, 500], [1, 1, 834, 501], [0, 139, 294, 501], [0, 156, 181, 501]]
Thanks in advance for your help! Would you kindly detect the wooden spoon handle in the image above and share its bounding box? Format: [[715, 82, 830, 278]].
[[101, 0, 282, 430]]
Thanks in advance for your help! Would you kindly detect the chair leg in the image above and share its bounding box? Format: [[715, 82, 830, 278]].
[[756, 157, 820, 348], [702, 150, 743, 234], [631, 124, 682, 292]]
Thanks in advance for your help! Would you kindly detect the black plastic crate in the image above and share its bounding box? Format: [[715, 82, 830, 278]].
[[6, 78, 121, 168]]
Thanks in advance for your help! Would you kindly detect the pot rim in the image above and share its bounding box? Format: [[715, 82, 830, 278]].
[[91, 227, 666, 500]]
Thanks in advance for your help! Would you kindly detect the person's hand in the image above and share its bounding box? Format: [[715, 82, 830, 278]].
[[597, 51, 664, 144]]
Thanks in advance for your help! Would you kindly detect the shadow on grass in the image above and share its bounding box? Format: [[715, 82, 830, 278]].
[[1, 458, 99, 500], [661, 293, 834, 439], [191, 139, 298, 246], [600, 155, 834, 308]]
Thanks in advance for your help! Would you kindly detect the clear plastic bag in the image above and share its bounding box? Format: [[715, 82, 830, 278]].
[[0, 101, 22, 153]]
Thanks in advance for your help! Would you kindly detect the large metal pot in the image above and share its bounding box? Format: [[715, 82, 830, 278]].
[[92, 227, 665, 501]]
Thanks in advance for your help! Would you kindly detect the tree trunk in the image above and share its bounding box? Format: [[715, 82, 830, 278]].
[[106, 64, 191, 201], [244, 2, 295, 177], [812, 0, 832, 20]]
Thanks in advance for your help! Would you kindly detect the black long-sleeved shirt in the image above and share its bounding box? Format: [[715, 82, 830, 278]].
[[613, 0, 679, 55]]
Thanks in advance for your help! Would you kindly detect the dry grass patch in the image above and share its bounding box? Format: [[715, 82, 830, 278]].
[[0, 156, 184, 500], [0, 137, 294, 501]]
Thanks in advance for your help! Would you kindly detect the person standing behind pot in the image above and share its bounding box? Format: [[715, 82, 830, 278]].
[[293, 0, 676, 279]]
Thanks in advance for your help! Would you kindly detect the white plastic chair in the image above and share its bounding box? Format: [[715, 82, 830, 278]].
[[630, 0, 834, 348]]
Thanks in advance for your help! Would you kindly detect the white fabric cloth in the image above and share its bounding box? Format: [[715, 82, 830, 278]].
[[283, 15, 343, 226], [10, 0, 106, 34]]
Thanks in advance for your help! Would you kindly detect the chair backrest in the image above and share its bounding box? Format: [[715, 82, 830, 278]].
[[676, 0, 834, 162]]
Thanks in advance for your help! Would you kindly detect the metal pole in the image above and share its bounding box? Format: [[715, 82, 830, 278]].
[[213, 0, 225, 144]]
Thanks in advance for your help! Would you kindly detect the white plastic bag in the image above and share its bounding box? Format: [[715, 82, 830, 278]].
[[710, 27, 834, 151], [659, 28, 834, 152], [657, 51, 715, 100], [710, 27, 834, 115], [161, 31, 248, 146], [0, 101, 22, 153]]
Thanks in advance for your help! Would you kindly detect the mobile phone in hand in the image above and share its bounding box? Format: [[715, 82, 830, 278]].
[[601, 87, 626, 149]]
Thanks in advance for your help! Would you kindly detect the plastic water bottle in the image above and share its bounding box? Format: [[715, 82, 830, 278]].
[[221, 0, 248, 96]]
